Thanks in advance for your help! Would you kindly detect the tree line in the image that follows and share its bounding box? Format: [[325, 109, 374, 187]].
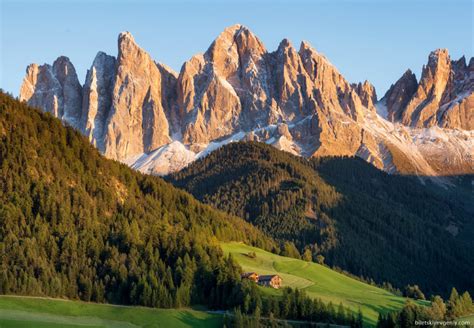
[[377, 288, 473, 328]]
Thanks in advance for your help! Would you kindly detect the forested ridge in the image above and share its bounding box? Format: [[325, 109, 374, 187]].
[[168, 142, 474, 297], [0, 92, 370, 327], [0, 92, 276, 308]]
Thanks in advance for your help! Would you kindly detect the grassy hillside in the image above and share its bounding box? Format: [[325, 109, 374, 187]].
[[456, 314, 474, 327], [168, 142, 474, 296], [222, 242, 427, 327], [0, 295, 222, 328]]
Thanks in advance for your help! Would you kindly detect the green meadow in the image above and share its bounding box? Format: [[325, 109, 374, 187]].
[[222, 242, 427, 327], [456, 314, 474, 327], [0, 242, 432, 328], [0, 296, 222, 328]]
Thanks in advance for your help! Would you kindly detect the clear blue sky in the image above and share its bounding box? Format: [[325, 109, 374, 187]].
[[1, 0, 472, 97]]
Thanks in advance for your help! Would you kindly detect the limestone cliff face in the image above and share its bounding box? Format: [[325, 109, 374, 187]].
[[402, 49, 452, 127], [381, 69, 418, 121], [177, 25, 269, 145], [438, 57, 474, 130], [298, 41, 361, 119], [353, 81, 377, 112], [19, 27, 473, 177], [81, 52, 116, 152], [103, 32, 174, 160], [175, 27, 369, 158], [20, 56, 83, 129], [382, 49, 473, 130]]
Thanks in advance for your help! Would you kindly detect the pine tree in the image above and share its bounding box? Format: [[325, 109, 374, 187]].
[[233, 308, 244, 328], [447, 287, 460, 319]]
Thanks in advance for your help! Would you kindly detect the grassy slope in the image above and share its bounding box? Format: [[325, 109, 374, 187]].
[[222, 242, 427, 327], [0, 296, 222, 328], [456, 314, 474, 327]]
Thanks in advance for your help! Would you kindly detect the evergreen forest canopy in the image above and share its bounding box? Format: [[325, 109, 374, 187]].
[[168, 142, 474, 297], [0, 92, 272, 307], [1, 92, 473, 327], [0, 92, 367, 326]]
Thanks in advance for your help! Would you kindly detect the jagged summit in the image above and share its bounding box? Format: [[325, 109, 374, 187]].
[[278, 38, 293, 49], [222, 23, 246, 33], [118, 30, 135, 42], [19, 28, 473, 177], [299, 40, 327, 60], [403, 68, 415, 77], [428, 48, 449, 62], [207, 24, 260, 50], [20, 55, 82, 129], [383, 48, 473, 130]]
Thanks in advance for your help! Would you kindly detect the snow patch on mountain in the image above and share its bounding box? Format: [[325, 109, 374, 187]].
[[124, 106, 473, 179], [126, 141, 196, 176], [125, 131, 248, 175], [196, 131, 247, 159]]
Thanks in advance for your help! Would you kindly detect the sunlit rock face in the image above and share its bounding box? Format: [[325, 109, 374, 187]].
[[103, 31, 174, 160], [20, 56, 83, 129], [20, 27, 473, 177], [383, 49, 473, 130], [81, 51, 116, 152]]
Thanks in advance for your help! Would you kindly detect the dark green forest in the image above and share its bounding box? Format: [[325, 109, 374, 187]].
[[168, 142, 474, 297], [0, 92, 273, 308], [0, 92, 363, 326]]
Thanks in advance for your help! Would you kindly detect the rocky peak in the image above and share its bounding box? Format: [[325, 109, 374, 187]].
[[278, 38, 292, 50], [205, 24, 265, 79], [51, 56, 83, 128], [298, 40, 359, 120], [298, 41, 350, 93], [428, 48, 450, 64], [402, 49, 473, 128], [81, 51, 116, 151], [382, 49, 473, 129], [19, 63, 47, 104], [272, 38, 312, 120], [298, 41, 332, 72], [354, 80, 377, 111], [275, 39, 303, 72], [234, 25, 266, 58], [104, 31, 172, 160], [420, 49, 451, 101], [381, 69, 418, 121], [452, 55, 467, 72], [118, 31, 137, 55], [177, 25, 276, 144], [19, 56, 82, 129], [19, 27, 473, 177]]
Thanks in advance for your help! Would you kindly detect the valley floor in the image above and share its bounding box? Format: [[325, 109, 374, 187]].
[[0, 295, 222, 328]]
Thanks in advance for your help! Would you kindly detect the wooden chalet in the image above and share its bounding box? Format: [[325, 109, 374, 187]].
[[257, 274, 282, 289], [241, 272, 259, 282]]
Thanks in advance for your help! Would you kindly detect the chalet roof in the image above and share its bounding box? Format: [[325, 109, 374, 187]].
[[258, 274, 279, 281]]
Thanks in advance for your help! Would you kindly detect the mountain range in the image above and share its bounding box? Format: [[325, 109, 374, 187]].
[[19, 25, 473, 178]]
